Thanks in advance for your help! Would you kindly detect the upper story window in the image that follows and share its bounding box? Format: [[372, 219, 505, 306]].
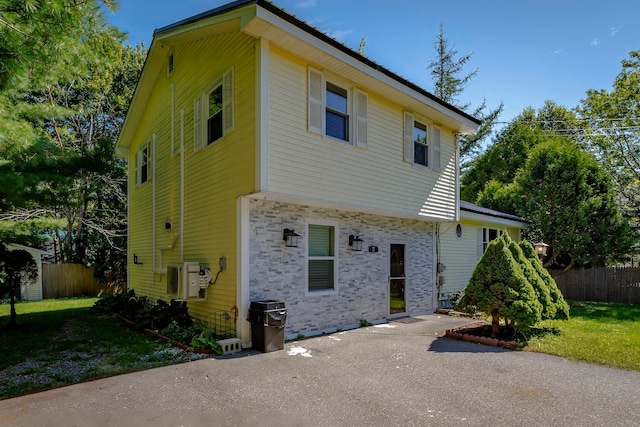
[[308, 66, 368, 148], [194, 68, 234, 152], [135, 136, 154, 186], [325, 82, 349, 141], [413, 121, 428, 167], [404, 111, 441, 171], [207, 84, 223, 145]]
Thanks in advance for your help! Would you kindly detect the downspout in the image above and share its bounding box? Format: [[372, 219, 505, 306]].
[[180, 108, 185, 263], [151, 132, 180, 274], [151, 134, 157, 273]]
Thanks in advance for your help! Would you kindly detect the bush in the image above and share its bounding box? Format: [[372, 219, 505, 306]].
[[518, 241, 570, 320], [458, 233, 542, 335]]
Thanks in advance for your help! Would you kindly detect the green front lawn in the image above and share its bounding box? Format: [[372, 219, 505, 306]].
[[0, 298, 197, 399], [525, 301, 640, 371]]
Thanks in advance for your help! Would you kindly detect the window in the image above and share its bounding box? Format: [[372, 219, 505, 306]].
[[194, 68, 234, 152], [325, 82, 349, 141], [207, 84, 223, 145], [404, 111, 441, 171], [308, 66, 368, 147], [308, 223, 336, 292], [455, 223, 463, 238], [481, 227, 503, 253], [136, 136, 154, 186], [413, 121, 428, 166]]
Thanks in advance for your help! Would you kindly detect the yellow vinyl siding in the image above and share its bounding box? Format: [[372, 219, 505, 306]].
[[127, 31, 256, 319], [267, 46, 457, 220]]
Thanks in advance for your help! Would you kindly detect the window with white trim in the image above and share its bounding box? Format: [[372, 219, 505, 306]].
[[308, 66, 368, 147], [308, 223, 337, 292], [482, 227, 503, 253], [207, 83, 223, 145], [403, 111, 441, 171], [413, 121, 428, 166], [194, 68, 234, 151], [135, 136, 154, 186]]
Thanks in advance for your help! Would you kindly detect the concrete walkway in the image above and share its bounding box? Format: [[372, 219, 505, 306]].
[[1, 314, 639, 426]]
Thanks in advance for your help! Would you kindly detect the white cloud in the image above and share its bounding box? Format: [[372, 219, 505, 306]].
[[327, 29, 353, 41], [297, 0, 317, 8], [610, 26, 621, 36], [554, 49, 564, 55], [590, 39, 601, 46]]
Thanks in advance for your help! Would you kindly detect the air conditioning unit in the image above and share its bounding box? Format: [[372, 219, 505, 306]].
[[166, 262, 207, 301]]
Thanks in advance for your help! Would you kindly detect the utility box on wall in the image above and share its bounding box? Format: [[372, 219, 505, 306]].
[[167, 262, 207, 301]]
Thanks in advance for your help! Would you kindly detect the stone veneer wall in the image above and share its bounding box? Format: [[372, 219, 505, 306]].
[[249, 199, 434, 338]]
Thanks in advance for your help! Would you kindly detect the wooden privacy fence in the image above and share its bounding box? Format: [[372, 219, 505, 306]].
[[42, 264, 102, 299], [553, 267, 640, 304]]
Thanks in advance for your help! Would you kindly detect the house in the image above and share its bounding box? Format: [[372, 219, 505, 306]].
[[7, 244, 48, 301], [116, 0, 481, 346], [437, 201, 529, 307]]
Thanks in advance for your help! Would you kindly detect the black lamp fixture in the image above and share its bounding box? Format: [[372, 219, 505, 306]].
[[348, 234, 363, 251], [283, 228, 300, 247], [534, 241, 549, 258]]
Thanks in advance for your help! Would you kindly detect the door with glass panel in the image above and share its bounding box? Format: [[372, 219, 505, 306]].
[[389, 243, 406, 314]]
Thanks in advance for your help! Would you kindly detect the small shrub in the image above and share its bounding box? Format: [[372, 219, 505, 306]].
[[191, 331, 223, 355], [359, 319, 373, 327]]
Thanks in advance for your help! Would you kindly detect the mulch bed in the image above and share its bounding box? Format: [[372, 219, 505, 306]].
[[444, 321, 523, 350]]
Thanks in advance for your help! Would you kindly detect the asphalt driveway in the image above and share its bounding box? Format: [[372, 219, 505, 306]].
[[1, 314, 639, 426]]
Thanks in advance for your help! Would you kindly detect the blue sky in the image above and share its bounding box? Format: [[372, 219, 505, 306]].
[[107, 0, 639, 126]]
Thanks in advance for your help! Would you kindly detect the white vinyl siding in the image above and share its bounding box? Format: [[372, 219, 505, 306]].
[[440, 220, 524, 297], [269, 47, 457, 220]]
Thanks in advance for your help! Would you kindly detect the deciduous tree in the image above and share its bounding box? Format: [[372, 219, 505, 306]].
[[0, 243, 37, 328]]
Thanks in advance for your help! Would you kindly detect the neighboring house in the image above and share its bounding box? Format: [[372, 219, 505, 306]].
[[116, 0, 480, 346], [437, 201, 529, 307], [7, 244, 48, 301]]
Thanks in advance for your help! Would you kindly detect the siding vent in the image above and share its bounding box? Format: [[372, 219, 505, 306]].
[[168, 53, 174, 76]]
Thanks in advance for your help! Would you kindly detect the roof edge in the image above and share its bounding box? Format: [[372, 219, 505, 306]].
[[154, 0, 481, 127]]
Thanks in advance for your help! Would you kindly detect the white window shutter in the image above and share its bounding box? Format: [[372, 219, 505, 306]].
[[308, 66, 323, 134], [223, 68, 234, 134], [432, 125, 441, 171], [135, 148, 141, 185], [193, 96, 202, 152], [403, 111, 414, 163], [150, 134, 156, 181], [355, 89, 368, 148], [477, 228, 484, 260]]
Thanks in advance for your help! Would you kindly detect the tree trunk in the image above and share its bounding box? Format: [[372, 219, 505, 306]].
[[9, 275, 18, 328], [491, 312, 500, 337]]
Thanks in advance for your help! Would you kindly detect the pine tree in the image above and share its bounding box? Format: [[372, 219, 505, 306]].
[[427, 24, 503, 167], [458, 233, 542, 335], [518, 241, 570, 320]]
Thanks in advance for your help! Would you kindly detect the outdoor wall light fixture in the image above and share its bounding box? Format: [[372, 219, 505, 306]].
[[534, 241, 549, 258], [348, 234, 363, 251], [283, 228, 300, 247]]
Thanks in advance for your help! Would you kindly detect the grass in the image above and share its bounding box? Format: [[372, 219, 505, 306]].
[[0, 297, 198, 399], [525, 301, 640, 371]]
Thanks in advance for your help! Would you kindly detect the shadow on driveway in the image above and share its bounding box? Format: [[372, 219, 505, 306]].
[[427, 336, 510, 353]]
